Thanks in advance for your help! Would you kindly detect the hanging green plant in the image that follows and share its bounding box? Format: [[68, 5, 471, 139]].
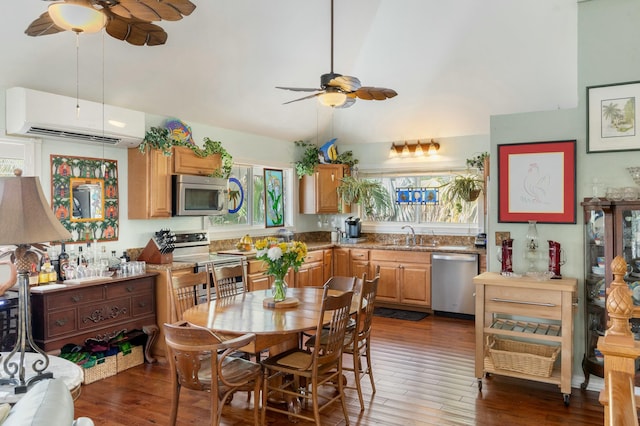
[[293, 140, 359, 178], [337, 176, 392, 219], [465, 152, 489, 172], [138, 126, 233, 178]]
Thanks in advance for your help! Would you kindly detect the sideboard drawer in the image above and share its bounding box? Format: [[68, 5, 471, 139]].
[[132, 294, 154, 317], [48, 286, 104, 308], [107, 278, 154, 299], [78, 297, 132, 330], [47, 309, 77, 337]]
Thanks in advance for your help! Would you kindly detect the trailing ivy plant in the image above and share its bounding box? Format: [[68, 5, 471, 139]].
[[138, 126, 233, 178], [293, 140, 360, 179], [465, 152, 489, 172]]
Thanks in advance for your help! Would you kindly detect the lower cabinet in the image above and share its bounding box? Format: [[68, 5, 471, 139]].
[[350, 249, 370, 280], [333, 248, 350, 276], [295, 250, 325, 287], [370, 249, 431, 307], [247, 259, 294, 291], [31, 274, 158, 362]]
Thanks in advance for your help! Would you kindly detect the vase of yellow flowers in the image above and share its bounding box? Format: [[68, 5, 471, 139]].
[[254, 237, 308, 302]]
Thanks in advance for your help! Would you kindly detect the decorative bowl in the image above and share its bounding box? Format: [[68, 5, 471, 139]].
[[525, 271, 554, 281], [592, 265, 605, 276]]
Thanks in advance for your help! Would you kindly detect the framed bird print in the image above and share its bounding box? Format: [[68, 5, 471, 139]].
[[498, 140, 576, 224]]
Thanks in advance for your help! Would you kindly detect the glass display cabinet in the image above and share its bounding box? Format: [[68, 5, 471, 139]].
[[581, 198, 640, 389]]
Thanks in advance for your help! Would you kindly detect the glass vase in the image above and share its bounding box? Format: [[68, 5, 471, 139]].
[[271, 276, 288, 302]]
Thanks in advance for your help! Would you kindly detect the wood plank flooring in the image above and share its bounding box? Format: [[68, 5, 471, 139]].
[[73, 314, 605, 425]]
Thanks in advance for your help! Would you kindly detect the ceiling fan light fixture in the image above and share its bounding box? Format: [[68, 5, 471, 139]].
[[48, 3, 106, 33], [318, 91, 347, 108]]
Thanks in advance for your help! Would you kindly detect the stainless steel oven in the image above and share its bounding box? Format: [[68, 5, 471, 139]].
[[171, 230, 247, 300]]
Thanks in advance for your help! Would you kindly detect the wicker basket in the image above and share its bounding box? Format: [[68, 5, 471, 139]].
[[82, 355, 117, 385], [116, 345, 144, 373], [487, 336, 560, 377]]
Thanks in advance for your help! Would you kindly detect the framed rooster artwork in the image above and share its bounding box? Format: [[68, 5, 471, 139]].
[[498, 140, 576, 224]]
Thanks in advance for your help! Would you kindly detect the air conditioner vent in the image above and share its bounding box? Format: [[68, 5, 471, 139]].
[[6, 87, 145, 148], [26, 127, 121, 145]]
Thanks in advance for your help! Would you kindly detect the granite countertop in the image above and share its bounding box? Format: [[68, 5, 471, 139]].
[[219, 241, 485, 256]]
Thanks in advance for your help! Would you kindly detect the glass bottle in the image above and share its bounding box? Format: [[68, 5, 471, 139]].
[[59, 243, 69, 280]]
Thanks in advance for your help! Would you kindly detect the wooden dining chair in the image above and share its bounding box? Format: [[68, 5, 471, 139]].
[[261, 286, 354, 426], [343, 268, 380, 411], [168, 269, 211, 321], [163, 321, 262, 426], [323, 275, 356, 292], [210, 261, 247, 299]]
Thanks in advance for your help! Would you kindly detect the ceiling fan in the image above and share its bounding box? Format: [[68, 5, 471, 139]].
[[25, 0, 196, 46], [276, 0, 397, 108]]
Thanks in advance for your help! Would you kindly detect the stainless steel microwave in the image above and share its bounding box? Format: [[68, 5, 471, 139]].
[[172, 175, 228, 216]]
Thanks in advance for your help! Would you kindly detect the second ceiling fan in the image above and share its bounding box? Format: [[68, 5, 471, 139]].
[[277, 0, 397, 108]]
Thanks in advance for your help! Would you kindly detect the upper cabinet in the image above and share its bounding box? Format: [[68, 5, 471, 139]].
[[172, 147, 221, 176], [299, 164, 350, 214], [128, 148, 172, 219]]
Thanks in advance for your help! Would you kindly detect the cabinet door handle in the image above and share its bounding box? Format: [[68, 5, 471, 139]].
[[55, 318, 68, 327], [490, 297, 556, 307], [71, 295, 82, 303]]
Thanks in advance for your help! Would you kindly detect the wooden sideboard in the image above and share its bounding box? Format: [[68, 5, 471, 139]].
[[31, 273, 158, 363]]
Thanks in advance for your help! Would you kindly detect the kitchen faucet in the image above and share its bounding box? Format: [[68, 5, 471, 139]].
[[401, 225, 416, 246]]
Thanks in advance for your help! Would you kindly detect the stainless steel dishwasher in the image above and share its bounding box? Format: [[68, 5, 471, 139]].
[[431, 252, 479, 316]]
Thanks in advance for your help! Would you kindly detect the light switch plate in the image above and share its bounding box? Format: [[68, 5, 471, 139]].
[[495, 231, 511, 246]]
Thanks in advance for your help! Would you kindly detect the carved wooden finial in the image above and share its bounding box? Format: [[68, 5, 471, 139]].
[[604, 255, 634, 345]]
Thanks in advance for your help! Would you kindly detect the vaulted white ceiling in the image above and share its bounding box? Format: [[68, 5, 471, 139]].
[[0, 1, 578, 144]]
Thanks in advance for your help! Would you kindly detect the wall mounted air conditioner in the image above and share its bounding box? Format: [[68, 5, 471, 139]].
[[5, 87, 145, 148]]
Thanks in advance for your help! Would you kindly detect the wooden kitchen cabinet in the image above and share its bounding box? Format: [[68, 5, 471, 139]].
[[350, 249, 370, 280], [333, 247, 350, 276], [172, 146, 221, 176], [127, 148, 172, 219], [369, 249, 431, 307], [31, 273, 158, 363], [323, 249, 333, 282], [473, 272, 576, 404], [299, 164, 351, 214], [295, 250, 325, 287]]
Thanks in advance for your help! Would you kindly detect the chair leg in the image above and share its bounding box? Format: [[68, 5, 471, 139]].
[[365, 339, 376, 394], [352, 348, 365, 411], [337, 367, 350, 426], [169, 382, 181, 426], [253, 377, 261, 426], [311, 378, 322, 426], [261, 370, 268, 426]]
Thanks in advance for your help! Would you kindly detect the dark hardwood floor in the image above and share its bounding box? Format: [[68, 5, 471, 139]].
[[73, 314, 604, 425]]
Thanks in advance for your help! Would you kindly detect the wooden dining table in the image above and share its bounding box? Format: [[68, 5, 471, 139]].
[[183, 287, 361, 354]]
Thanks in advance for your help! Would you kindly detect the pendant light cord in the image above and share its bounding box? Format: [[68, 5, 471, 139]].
[[75, 32, 80, 118]]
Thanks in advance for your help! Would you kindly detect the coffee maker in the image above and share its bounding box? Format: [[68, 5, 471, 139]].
[[345, 217, 361, 238]]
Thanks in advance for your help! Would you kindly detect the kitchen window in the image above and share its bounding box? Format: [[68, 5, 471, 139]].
[[208, 164, 293, 230], [360, 172, 481, 234]]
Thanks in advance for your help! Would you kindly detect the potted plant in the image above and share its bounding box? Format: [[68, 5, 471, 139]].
[[337, 176, 392, 218], [138, 126, 233, 178], [294, 140, 359, 178], [466, 152, 489, 172], [443, 174, 484, 203]]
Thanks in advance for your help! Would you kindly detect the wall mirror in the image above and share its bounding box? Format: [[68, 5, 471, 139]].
[[51, 155, 119, 243], [70, 177, 104, 221]]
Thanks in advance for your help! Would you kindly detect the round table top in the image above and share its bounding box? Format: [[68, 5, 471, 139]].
[[183, 287, 359, 337], [0, 352, 83, 403]]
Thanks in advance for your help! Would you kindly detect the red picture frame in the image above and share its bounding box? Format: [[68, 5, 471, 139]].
[[498, 140, 576, 224]]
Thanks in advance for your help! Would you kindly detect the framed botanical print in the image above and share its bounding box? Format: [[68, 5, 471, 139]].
[[587, 80, 640, 153]]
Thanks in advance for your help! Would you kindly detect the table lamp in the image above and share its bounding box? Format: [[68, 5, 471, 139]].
[[0, 169, 71, 393]]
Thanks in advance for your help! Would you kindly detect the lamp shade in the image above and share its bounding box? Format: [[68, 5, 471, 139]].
[[0, 174, 71, 245], [318, 91, 347, 108], [48, 2, 106, 33]]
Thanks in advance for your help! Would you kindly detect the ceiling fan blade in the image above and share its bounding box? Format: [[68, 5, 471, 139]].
[[24, 11, 65, 37], [353, 87, 398, 101], [282, 92, 322, 105], [105, 13, 168, 46], [336, 97, 356, 108], [107, 0, 196, 22], [276, 86, 322, 92], [327, 75, 361, 92]]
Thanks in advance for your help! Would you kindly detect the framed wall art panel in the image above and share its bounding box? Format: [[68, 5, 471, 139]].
[[264, 168, 284, 228], [498, 140, 576, 224]]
